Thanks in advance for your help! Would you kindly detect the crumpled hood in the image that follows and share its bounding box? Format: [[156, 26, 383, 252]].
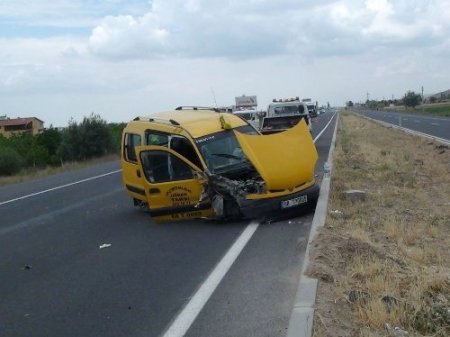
[[234, 119, 318, 191]]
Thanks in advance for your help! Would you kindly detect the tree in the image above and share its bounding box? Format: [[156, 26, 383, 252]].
[[58, 119, 82, 161], [346, 101, 354, 107], [78, 114, 115, 159], [403, 91, 422, 108], [36, 127, 62, 158], [108, 122, 126, 152], [58, 114, 115, 161]]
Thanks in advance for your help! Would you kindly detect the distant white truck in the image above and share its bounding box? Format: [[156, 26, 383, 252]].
[[232, 94, 262, 129], [302, 98, 318, 118], [260, 97, 311, 134]]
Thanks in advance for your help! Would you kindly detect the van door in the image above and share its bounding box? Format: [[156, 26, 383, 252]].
[[135, 145, 213, 221]]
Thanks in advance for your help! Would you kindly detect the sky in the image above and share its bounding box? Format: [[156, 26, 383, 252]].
[[1, 0, 449, 127]]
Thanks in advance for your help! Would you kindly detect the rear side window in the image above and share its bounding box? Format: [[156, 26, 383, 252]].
[[124, 133, 142, 162], [146, 132, 169, 146]]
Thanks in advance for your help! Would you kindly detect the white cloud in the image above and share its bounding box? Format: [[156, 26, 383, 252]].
[[88, 13, 169, 59], [1, 0, 450, 126]]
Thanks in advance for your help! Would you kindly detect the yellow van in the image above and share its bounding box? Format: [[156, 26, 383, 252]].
[[121, 107, 319, 222]]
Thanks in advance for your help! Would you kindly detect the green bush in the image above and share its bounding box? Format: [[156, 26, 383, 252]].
[[58, 114, 116, 161], [0, 147, 26, 176], [25, 144, 50, 168]]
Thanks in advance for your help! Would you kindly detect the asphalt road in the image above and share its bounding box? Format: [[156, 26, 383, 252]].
[[356, 109, 450, 141], [0, 112, 337, 337]]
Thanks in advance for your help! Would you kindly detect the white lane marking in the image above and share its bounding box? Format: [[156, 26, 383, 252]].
[[0, 170, 122, 206], [162, 115, 336, 336], [431, 122, 440, 126], [161, 221, 260, 337], [313, 112, 337, 143], [414, 120, 420, 123]]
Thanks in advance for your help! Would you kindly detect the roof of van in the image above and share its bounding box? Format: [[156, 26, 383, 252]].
[[129, 109, 248, 138], [268, 101, 307, 106]]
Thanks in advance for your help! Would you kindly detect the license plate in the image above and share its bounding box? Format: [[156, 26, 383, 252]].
[[281, 195, 308, 209]]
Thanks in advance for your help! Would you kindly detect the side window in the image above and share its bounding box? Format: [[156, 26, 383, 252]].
[[144, 131, 203, 169], [124, 133, 142, 162], [140, 151, 194, 183], [170, 137, 202, 168]]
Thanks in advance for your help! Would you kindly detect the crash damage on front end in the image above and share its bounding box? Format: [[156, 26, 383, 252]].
[[196, 119, 319, 221]]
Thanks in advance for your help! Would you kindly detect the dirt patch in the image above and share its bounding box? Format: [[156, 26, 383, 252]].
[[309, 112, 450, 337]]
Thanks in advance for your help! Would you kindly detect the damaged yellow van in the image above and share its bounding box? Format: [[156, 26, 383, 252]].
[[121, 107, 319, 222]]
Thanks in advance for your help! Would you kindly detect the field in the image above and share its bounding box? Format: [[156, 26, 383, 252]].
[[309, 112, 450, 336]]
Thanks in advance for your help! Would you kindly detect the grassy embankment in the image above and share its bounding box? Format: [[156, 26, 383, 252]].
[[0, 154, 119, 187], [309, 111, 449, 337], [383, 102, 450, 117]]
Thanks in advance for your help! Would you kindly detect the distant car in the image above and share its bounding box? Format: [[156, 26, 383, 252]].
[[121, 107, 319, 222], [307, 104, 318, 118]]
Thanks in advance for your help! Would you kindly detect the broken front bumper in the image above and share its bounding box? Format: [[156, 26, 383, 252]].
[[238, 183, 320, 220]]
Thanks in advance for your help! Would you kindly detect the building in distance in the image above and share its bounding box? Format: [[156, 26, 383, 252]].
[[0, 116, 44, 138]]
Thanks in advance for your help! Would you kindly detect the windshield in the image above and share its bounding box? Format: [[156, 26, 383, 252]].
[[196, 125, 257, 174], [272, 104, 305, 115], [234, 112, 254, 121]]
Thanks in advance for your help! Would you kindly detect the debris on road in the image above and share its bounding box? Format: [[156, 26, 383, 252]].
[[99, 243, 112, 249]]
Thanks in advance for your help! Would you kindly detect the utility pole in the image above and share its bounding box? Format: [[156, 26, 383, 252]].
[[421, 86, 424, 113]]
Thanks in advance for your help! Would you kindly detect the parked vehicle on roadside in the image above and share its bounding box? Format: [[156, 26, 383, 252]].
[[121, 106, 319, 222], [261, 97, 311, 134], [232, 107, 263, 130]]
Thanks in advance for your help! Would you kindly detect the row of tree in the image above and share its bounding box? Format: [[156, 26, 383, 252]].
[[346, 90, 424, 109], [0, 114, 125, 176]]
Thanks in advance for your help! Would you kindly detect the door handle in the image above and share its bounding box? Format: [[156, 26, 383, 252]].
[[136, 169, 141, 178], [149, 188, 160, 194]]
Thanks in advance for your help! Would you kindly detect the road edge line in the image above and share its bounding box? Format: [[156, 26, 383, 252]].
[[286, 112, 340, 337]]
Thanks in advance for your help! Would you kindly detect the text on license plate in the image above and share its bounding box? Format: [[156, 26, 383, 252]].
[[281, 195, 308, 209]]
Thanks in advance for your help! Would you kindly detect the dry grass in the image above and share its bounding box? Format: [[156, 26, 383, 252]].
[[309, 112, 450, 337], [0, 154, 119, 187]]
